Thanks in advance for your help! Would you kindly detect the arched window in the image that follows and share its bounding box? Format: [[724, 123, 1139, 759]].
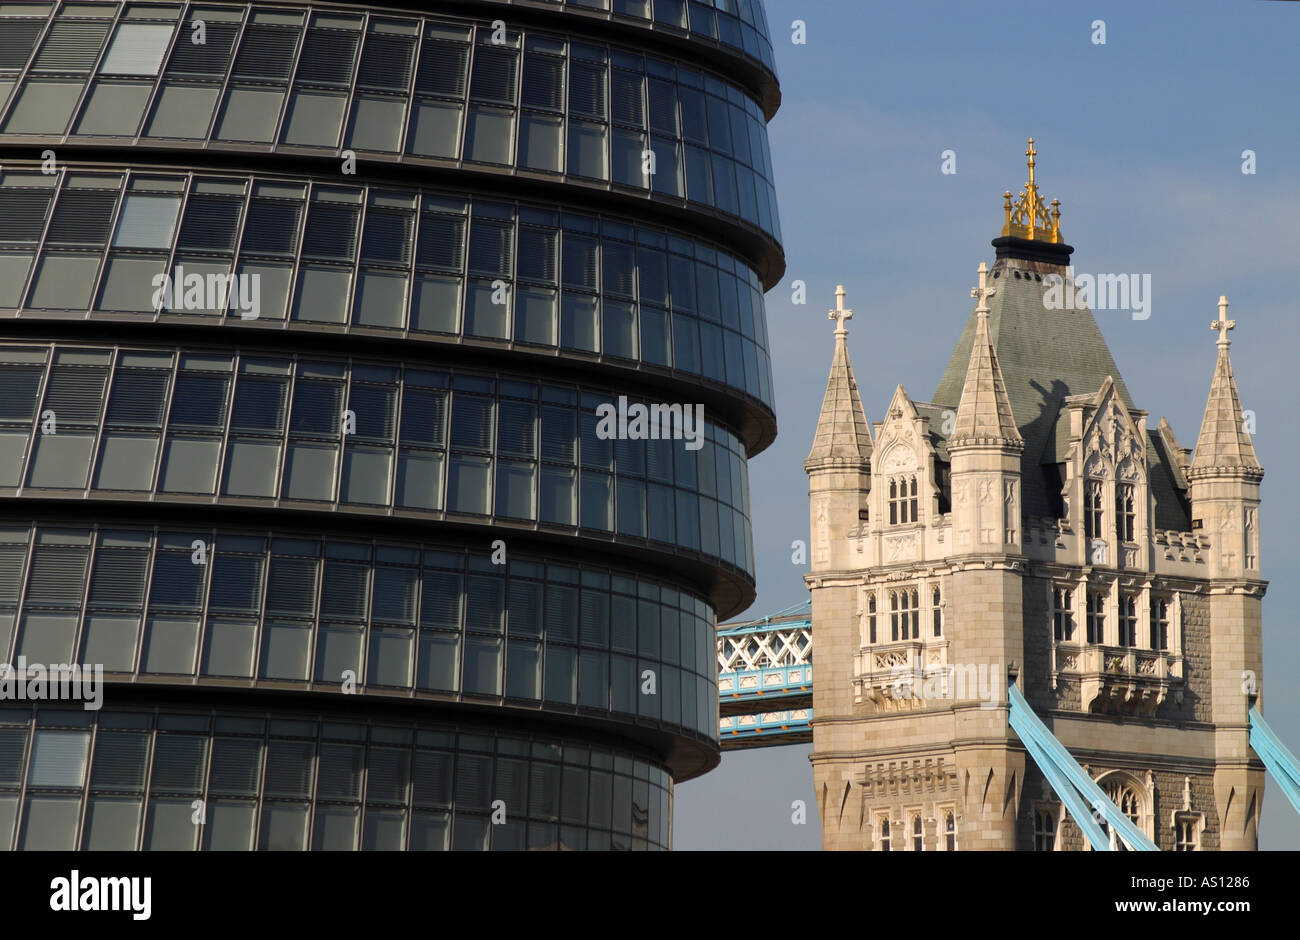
[[1149, 597, 1169, 651], [879, 817, 891, 851], [912, 814, 923, 851], [1034, 809, 1056, 851], [944, 812, 956, 851], [1086, 591, 1105, 644], [1053, 585, 1074, 641], [931, 585, 942, 637], [1101, 778, 1143, 851], [1084, 479, 1104, 540], [1116, 483, 1136, 541], [1119, 594, 1137, 647], [866, 592, 877, 644]]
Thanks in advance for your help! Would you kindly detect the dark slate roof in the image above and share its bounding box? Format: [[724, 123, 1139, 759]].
[[931, 261, 1191, 530]]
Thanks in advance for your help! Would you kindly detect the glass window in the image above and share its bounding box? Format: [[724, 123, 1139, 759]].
[[142, 616, 199, 673], [464, 107, 514, 164], [216, 87, 285, 142], [567, 121, 608, 179], [282, 91, 347, 147], [519, 114, 562, 172], [145, 83, 219, 138], [75, 81, 152, 135], [202, 619, 256, 677], [101, 23, 175, 75], [408, 100, 463, 158], [3, 81, 83, 135], [261, 622, 311, 680], [27, 730, 90, 789]]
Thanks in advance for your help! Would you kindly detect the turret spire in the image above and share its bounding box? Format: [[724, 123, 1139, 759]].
[[948, 263, 1023, 449], [806, 285, 872, 467], [1191, 295, 1261, 477]]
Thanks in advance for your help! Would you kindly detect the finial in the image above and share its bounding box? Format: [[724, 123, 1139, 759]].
[[828, 284, 853, 336], [1001, 138, 1062, 244], [970, 261, 997, 317], [1211, 295, 1235, 346]]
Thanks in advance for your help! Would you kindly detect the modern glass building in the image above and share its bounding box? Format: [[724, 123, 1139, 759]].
[[0, 0, 782, 849]]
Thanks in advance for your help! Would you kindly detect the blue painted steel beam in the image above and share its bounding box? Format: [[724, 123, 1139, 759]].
[[1009, 682, 1158, 851], [1249, 705, 1300, 816]]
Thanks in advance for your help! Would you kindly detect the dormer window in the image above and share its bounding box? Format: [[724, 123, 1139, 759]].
[[889, 476, 918, 524]]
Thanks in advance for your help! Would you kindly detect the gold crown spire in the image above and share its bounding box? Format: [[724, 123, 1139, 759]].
[[1001, 137, 1062, 243]]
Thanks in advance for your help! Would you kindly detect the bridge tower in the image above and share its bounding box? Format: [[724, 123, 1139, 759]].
[[804, 141, 1267, 851]]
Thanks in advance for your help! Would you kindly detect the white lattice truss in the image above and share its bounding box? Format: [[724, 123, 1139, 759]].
[[717, 626, 813, 674]]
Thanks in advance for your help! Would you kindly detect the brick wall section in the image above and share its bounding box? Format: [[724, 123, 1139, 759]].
[[1177, 591, 1215, 724]]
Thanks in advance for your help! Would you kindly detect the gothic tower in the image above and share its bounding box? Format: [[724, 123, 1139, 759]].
[[805, 141, 1266, 851]]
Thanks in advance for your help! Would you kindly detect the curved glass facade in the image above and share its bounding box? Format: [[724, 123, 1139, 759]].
[[0, 344, 755, 576], [0, 524, 720, 743], [0, 167, 776, 412], [0, 703, 672, 850], [0, 0, 782, 851], [0, 3, 782, 247]]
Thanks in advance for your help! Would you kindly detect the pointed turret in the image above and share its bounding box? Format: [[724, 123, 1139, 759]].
[[1190, 296, 1262, 477], [947, 263, 1025, 555], [806, 285, 873, 470], [805, 286, 872, 572], [948, 263, 1023, 449], [1186, 297, 1266, 850]]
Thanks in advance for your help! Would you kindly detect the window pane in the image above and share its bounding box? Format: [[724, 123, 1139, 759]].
[[28, 730, 90, 788], [408, 101, 463, 158], [261, 622, 311, 680], [203, 801, 256, 850], [82, 796, 141, 850], [93, 432, 158, 490], [160, 436, 219, 493], [463, 634, 501, 695], [416, 631, 459, 691], [202, 619, 256, 677], [144, 798, 197, 850], [412, 275, 461, 333], [81, 615, 138, 671], [282, 91, 347, 147], [519, 113, 562, 172], [222, 440, 281, 497], [145, 83, 219, 138], [216, 87, 284, 142], [567, 121, 608, 179], [101, 23, 174, 75], [396, 449, 444, 510], [464, 107, 514, 164], [341, 447, 391, 505], [347, 95, 405, 152], [354, 272, 408, 328], [448, 455, 491, 514], [313, 805, 359, 850], [368, 627, 413, 686], [17, 613, 77, 664], [75, 80, 151, 135], [142, 616, 198, 673], [259, 803, 309, 850]]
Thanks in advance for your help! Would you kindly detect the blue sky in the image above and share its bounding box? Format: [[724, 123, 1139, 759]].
[[674, 0, 1300, 851]]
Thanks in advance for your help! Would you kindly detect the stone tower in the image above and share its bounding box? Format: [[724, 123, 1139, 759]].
[[804, 141, 1266, 851]]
